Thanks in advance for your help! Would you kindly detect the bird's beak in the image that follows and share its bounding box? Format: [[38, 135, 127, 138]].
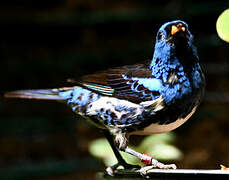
[[171, 24, 186, 35]]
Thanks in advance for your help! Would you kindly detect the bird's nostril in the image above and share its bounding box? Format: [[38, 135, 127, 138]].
[[177, 23, 183, 27]]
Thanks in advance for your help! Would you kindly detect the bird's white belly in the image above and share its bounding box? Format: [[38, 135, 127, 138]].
[[132, 105, 197, 135]]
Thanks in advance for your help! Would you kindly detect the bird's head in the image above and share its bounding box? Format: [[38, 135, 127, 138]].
[[155, 20, 193, 48], [151, 20, 198, 72]]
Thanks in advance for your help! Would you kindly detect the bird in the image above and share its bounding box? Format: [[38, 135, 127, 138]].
[[5, 20, 205, 176]]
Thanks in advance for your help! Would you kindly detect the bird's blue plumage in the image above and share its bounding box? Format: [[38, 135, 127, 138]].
[[59, 87, 100, 113]]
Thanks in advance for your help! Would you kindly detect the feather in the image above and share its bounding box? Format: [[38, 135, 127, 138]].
[[4, 88, 74, 100], [75, 61, 157, 103]]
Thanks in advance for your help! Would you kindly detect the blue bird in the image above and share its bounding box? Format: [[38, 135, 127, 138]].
[[5, 20, 205, 176]]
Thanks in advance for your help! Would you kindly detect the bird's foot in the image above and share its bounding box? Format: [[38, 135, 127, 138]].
[[140, 156, 176, 177], [106, 162, 140, 176]]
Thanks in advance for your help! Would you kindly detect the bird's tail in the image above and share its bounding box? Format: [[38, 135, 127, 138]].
[[4, 87, 76, 101]]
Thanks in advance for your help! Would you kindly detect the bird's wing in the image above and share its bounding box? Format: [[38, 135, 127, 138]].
[[75, 61, 161, 103]]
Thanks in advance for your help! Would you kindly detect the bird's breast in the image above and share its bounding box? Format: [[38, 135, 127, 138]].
[[131, 105, 198, 135]]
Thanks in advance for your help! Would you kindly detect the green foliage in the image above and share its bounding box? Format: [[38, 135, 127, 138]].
[[89, 132, 183, 167], [216, 9, 229, 42], [139, 133, 183, 161]]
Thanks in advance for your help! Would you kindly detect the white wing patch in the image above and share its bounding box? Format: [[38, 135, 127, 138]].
[[140, 95, 164, 112], [86, 96, 143, 124]]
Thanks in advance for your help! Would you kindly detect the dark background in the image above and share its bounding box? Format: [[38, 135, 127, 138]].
[[0, 0, 229, 179]]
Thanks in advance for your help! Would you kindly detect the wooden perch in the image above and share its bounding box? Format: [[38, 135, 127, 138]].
[[97, 169, 229, 180]]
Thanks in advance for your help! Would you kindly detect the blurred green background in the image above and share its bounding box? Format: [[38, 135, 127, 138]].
[[0, 0, 229, 179]]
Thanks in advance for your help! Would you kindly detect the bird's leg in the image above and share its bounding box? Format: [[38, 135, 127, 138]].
[[103, 130, 140, 176], [111, 131, 176, 171], [106, 130, 176, 176], [123, 146, 176, 176]]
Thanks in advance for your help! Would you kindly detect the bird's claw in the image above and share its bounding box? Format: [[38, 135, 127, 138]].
[[106, 162, 140, 176], [106, 164, 119, 176], [140, 161, 176, 177]]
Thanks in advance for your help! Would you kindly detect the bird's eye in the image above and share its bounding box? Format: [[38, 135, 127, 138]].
[[157, 31, 164, 41]]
